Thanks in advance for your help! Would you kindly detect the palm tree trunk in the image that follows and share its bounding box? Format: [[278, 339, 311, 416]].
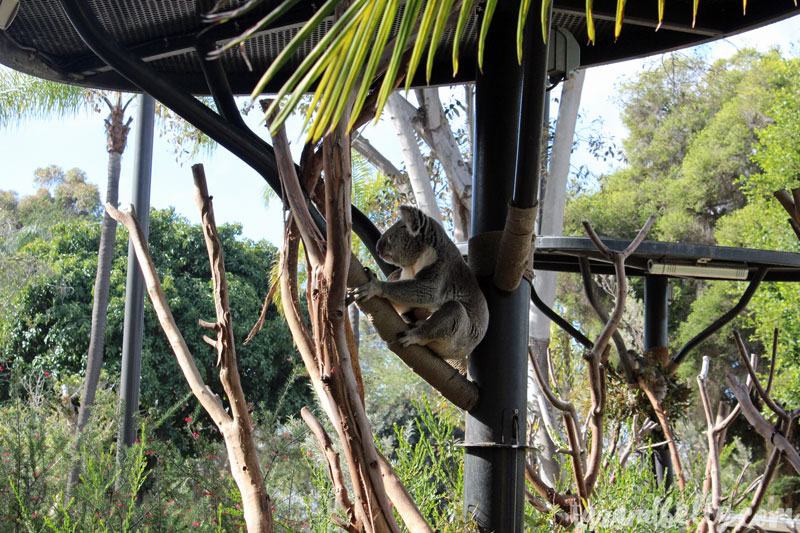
[[69, 101, 130, 487]]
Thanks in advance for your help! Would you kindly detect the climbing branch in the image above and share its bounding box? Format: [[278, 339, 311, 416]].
[[105, 164, 274, 533], [525, 217, 654, 514], [721, 330, 800, 533], [581, 216, 655, 494], [272, 114, 424, 531]]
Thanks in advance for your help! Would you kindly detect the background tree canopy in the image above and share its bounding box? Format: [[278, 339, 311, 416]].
[[562, 48, 800, 434], [0, 189, 311, 440]]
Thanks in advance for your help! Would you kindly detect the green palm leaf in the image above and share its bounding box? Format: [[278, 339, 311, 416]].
[[517, 0, 533, 61], [657, 0, 664, 30], [451, 0, 477, 76], [427, 0, 457, 81], [348, 0, 401, 130], [478, 0, 499, 71], [236, 0, 601, 138], [404, 0, 439, 92], [614, 0, 627, 39], [374, 0, 424, 120]]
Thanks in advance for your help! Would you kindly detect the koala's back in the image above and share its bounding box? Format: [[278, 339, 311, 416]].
[[377, 206, 488, 359]]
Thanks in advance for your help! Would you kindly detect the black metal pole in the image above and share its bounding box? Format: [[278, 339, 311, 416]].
[[644, 275, 669, 353], [116, 93, 154, 451], [464, 1, 548, 529], [643, 275, 673, 487]]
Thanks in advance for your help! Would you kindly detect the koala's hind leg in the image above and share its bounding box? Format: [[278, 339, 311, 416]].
[[397, 301, 472, 360]]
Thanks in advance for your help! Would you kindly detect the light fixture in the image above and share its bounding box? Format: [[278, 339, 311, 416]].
[[0, 0, 20, 30], [647, 260, 749, 280]]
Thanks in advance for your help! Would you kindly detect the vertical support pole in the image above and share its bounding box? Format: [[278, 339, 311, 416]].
[[643, 275, 674, 487], [116, 93, 155, 453], [464, 1, 549, 529], [644, 275, 669, 353]]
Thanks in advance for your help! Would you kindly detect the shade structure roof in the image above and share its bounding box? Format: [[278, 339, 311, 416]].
[[0, 0, 797, 95]]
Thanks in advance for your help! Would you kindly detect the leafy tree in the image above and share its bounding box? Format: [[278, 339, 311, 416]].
[[566, 50, 787, 244], [0, 166, 100, 323], [559, 49, 800, 511], [713, 54, 800, 407], [0, 208, 311, 445], [563, 50, 792, 372]]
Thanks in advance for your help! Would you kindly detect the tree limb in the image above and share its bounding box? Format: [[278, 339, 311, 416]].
[[727, 376, 800, 474], [301, 406, 359, 530], [348, 256, 479, 411], [106, 203, 229, 426]]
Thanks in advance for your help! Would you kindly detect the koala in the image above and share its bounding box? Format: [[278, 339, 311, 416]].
[[353, 205, 489, 360]]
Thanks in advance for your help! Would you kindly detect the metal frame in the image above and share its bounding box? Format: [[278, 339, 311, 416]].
[[56, 0, 392, 277]]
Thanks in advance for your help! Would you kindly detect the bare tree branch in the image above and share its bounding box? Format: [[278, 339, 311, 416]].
[[727, 376, 800, 474], [301, 407, 358, 530]]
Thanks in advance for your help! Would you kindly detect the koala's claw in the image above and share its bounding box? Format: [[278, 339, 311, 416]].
[[352, 280, 379, 303], [397, 329, 420, 347]]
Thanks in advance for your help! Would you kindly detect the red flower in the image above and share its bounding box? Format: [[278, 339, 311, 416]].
[[184, 416, 192, 423], [44, 371, 50, 376]]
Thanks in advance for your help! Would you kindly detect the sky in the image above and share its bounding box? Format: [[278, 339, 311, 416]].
[[1, 14, 798, 248]]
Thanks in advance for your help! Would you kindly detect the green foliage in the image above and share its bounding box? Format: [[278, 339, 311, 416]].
[[563, 49, 800, 397], [0, 67, 93, 128], [0, 368, 321, 532], [712, 54, 800, 406], [584, 450, 698, 532], [566, 50, 786, 244], [0, 208, 312, 445], [390, 397, 464, 526], [560, 49, 800, 516], [0, 167, 102, 339]]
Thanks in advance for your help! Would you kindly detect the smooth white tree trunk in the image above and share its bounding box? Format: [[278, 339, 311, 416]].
[[386, 93, 443, 225], [529, 69, 586, 485]]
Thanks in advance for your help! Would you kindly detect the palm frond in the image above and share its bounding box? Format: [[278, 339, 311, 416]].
[[238, 0, 490, 139], [451, 0, 476, 76], [0, 68, 91, 128], [428, 0, 457, 80], [226, 0, 587, 138], [614, 0, 627, 39], [478, 0, 499, 71], [517, 0, 533, 62], [404, 0, 439, 92], [373, 0, 424, 124]]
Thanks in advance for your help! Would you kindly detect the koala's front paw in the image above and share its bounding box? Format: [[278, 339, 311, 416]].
[[397, 328, 422, 348], [352, 280, 380, 303]]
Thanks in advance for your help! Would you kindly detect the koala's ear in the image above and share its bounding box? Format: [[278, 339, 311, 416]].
[[399, 205, 424, 236]]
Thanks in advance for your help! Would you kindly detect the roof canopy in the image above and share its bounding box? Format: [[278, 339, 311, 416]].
[[1, 0, 797, 95]]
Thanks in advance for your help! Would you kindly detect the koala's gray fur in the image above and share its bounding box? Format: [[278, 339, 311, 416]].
[[353, 205, 488, 360]]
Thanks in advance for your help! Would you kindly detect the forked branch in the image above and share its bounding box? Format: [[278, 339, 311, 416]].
[[106, 164, 274, 533]]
